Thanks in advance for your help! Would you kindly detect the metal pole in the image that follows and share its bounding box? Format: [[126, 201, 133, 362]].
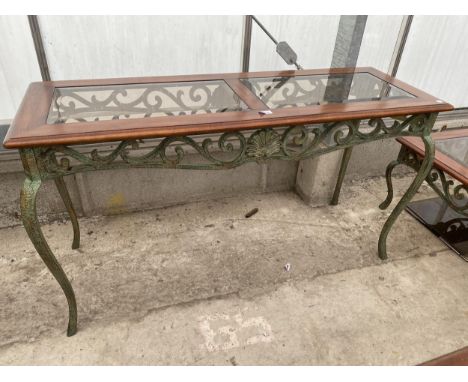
[[242, 16, 253, 72], [250, 15, 302, 70], [328, 15, 368, 205], [251, 15, 278, 45], [28, 15, 51, 81], [329, 15, 368, 68], [388, 15, 414, 77]]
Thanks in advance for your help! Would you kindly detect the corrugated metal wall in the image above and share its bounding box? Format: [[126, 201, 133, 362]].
[[1, 15, 468, 121]]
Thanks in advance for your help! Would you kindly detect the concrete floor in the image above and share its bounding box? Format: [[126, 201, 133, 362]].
[[0, 174, 467, 365]]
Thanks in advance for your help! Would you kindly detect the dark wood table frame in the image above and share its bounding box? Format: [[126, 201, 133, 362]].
[[3, 67, 453, 336]]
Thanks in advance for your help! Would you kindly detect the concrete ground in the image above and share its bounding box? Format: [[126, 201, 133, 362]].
[[0, 174, 467, 365]]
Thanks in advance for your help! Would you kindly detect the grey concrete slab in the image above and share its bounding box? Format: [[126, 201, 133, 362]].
[[328, 176, 447, 262], [0, 175, 465, 365], [295, 151, 342, 206]]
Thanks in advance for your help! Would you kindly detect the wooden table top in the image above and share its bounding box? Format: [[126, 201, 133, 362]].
[[3, 66, 453, 149], [398, 128, 468, 185]]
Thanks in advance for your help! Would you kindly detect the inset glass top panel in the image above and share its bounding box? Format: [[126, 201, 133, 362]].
[[436, 136, 468, 166], [47, 80, 248, 124], [241, 72, 414, 109]]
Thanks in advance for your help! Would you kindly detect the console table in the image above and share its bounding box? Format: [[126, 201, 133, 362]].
[[3, 67, 453, 336]]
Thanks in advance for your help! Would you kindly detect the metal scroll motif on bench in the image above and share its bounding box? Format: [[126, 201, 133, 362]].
[[397, 147, 468, 216]]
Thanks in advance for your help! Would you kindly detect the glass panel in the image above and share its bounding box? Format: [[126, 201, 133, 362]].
[[241, 72, 414, 109], [47, 80, 248, 124], [436, 136, 468, 166], [407, 197, 468, 260]]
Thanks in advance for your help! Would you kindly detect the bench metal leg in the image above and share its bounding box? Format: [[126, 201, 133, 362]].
[[378, 134, 435, 260]]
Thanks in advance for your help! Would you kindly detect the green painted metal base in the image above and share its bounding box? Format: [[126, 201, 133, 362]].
[[381, 143, 468, 219], [18, 113, 438, 336], [20, 176, 78, 337], [378, 133, 436, 260], [54, 177, 80, 249]]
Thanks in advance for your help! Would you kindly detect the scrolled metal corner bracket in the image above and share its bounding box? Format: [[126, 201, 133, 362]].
[[425, 168, 468, 216], [382, 145, 468, 217]]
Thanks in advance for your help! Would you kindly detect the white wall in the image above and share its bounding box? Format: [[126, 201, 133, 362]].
[[2, 15, 468, 122], [357, 15, 403, 72], [38, 15, 244, 80], [248, 15, 404, 74], [0, 16, 42, 121], [397, 16, 468, 108], [249, 16, 341, 71]]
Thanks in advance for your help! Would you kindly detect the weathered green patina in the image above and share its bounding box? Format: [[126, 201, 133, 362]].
[[382, 142, 468, 217], [19, 112, 437, 336]]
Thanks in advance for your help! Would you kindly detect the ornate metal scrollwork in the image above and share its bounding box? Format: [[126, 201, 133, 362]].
[[397, 147, 468, 216], [241, 73, 413, 109], [434, 217, 468, 236], [37, 113, 433, 179], [246, 129, 282, 159], [18, 110, 439, 338], [426, 168, 468, 215], [48, 82, 247, 124]]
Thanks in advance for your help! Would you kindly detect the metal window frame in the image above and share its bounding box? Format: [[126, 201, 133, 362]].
[[28, 15, 50, 82]]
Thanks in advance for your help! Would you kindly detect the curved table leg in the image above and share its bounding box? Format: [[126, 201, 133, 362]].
[[379, 147, 407, 210], [378, 159, 400, 210], [54, 177, 80, 249], [21, 177, 78, 336], [377, 135, 435, 260]]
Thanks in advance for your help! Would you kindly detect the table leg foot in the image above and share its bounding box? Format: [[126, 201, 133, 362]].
[[54, 177, 80, 249], [377, 136, 434, 260], [21, 177, 78, 336]]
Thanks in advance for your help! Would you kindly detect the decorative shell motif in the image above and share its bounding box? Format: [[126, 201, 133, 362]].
[[246, 129, 282, 159]]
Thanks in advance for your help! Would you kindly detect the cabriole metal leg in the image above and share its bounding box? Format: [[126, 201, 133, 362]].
[[330, 147, 353, 205], [21, 177, 78, 336], [54, 176, 80, 249], [378, 135, 435, 260], [379, 147, 407, 210], [378, 159, 401, 210]]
